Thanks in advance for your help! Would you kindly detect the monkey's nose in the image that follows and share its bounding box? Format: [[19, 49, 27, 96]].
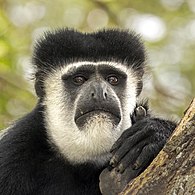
[[90, 82, 108, 101]]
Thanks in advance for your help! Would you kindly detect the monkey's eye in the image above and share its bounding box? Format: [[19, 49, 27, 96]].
[[73, 75, 87, 85], [106, 75, 119, 85]]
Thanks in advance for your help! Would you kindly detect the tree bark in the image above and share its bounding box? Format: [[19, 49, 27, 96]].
[[120, 98, 195, 195]]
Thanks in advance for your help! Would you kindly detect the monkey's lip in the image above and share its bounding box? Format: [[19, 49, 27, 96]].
[[75, 109, 121, 127]]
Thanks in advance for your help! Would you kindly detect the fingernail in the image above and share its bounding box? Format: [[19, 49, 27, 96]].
[[132, 161, 140, 170]]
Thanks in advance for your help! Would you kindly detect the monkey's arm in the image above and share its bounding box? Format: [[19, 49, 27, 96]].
[[110, 114, 177, 174]]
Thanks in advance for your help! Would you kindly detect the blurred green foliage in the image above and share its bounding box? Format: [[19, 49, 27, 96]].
[[0, 0, 195, 129]]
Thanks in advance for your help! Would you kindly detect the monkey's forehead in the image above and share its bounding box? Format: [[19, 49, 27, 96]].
[[32, 28, 146, 75], [59, 61, 131, 77]]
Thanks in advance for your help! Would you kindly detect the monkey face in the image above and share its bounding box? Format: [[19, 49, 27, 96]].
[[43, 61, 138, 164]]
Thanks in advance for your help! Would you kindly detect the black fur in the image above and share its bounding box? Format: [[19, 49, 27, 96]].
[[0, 29, 176, 195], [33, 29, 145, 75], [33, 29, 145, 97], [0, 104, 103, 195]]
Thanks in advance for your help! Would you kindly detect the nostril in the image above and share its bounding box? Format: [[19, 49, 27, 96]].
[[91, 93, 95, 98], [104, 92, 107, 99]]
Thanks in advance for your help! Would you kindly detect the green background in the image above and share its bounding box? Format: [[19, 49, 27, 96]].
[[0, 0, 195, 129]]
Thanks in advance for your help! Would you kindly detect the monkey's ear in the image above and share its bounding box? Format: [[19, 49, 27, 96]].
[[35, 80, 44, 97]]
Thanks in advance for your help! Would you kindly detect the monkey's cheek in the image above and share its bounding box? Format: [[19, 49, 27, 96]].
[[75, 111, 121, 129]]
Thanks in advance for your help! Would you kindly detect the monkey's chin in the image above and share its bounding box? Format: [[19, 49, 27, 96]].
[[75, 110, 121, 129]]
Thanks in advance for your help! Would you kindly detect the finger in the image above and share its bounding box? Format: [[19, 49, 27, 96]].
[[131, 105, 147, 124], [115, 141, 148, 173], [110, 126, 139, 153], [111, 118, 156, 153], [132, 143, 158, 170], [135, 106, 146, 121], [110, 128, 152, 167]]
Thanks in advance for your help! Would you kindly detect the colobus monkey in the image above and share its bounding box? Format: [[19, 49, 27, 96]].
[[0, 29, 176, 195]]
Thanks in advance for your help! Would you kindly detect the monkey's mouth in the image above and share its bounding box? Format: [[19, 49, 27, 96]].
[[75, 108, 121, 128]]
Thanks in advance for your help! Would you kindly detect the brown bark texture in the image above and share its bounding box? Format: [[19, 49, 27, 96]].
[[120, 98, 195, 195]]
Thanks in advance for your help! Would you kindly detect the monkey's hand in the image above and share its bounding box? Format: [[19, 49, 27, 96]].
[[109, 118, 176, 174]]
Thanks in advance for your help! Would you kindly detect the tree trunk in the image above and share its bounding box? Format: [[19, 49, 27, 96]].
[[121, 98, 195, 195]]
